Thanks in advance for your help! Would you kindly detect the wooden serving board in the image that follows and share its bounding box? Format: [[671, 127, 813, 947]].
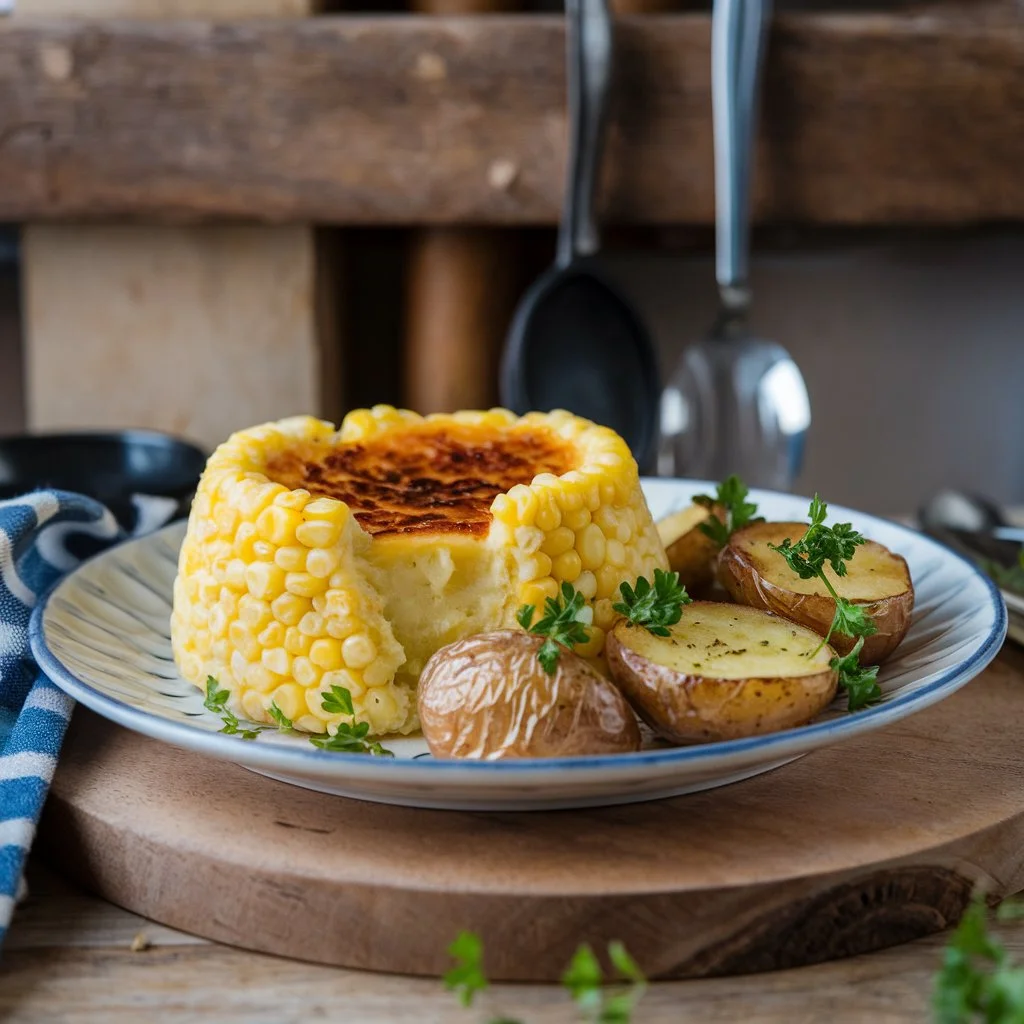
[[37, 648, 1024, 982]]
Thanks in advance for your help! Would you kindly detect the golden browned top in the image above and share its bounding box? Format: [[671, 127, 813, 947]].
[[265, 423, 576, 538]]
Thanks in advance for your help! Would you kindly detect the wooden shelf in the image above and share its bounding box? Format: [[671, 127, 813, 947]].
[[0, 10, 1020, 226]]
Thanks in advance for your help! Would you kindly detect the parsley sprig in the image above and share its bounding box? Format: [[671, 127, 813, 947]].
[[444, 931, 489, 1008], [563, 942, 647, 1023], [444, 932, 646, 1023], [613, 569, 692, 636], [309, 684, 393, 757], [768, 496, 884, 711], [204, 676, 264, 740], [829, 637, 881, 711], [694, 474, 762, 547], [934, 894, 1024, 1023], [769, 495, 879, 654], [517, 582, 592, 674]]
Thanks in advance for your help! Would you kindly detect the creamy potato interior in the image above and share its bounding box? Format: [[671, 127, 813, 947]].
[[733, 522, 910, 601], [617, 603, 833, 680]]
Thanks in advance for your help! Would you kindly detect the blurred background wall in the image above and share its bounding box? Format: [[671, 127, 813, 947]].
[[1, 228, 1020, 517]]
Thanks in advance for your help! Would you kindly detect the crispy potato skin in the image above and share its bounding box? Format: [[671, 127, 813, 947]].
[[657, 503, 723, 591], [417, 630, 641, 759], [717, 522, 914, 664], [606, 621, 838, 744]]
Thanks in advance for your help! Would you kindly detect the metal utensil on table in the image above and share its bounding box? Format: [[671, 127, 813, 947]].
[[919, 489, 1024, 565], [657, 0, 809, 487], [500, 0, 660, 471]]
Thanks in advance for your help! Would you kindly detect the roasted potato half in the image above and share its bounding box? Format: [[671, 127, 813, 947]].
[[418, 630, 641, 759], [656, 503, 723, 590], [606, 602, 838, 743], [718, 521, 914, 663]]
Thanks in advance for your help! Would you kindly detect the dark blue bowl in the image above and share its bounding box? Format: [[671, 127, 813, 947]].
[[0, 430, 207, 529]]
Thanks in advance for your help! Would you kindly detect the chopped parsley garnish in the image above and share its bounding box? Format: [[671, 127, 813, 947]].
[[613, 569, 692, 637]]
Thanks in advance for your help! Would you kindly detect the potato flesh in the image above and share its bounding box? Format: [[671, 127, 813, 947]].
[[734, 523, 909, 601], [617, 604, 833, 680]]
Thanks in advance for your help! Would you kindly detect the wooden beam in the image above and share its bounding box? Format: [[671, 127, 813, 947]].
[[0, 12, 1021, 225]]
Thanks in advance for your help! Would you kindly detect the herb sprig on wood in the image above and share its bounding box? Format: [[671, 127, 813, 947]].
[[444, 931, 647, 1023]]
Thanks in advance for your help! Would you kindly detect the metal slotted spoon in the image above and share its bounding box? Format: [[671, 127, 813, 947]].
[[657, 0, 810, 488]]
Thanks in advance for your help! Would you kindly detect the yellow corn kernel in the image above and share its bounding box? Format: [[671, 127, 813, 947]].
[[245, 662, 279, 693], [284, 626, 312, 656], [271, 592, 307, 627], [310, 638, 345, 671], [245, 562, 286, 601], [285, 572, 328, 598], [228, 621, 259, 660], [306, 548, 342, 579], [295, 714, 327, 734], [238, 594, 272, 630], [606, 539, 626, 566], [541, 527, 575, 558], [596, 564, 623, 600], [273, 488, 311, 512], [298, 611, 325, 637], [241, 689, 268, 722], [552, 549, 583, 583], [576, 570, 598, 600], [296, 519, 341, 548], [342, 633, 377, 670], [574, 625, 606, 659], [293, 656, 321, 688], [270, 683, 304, 722], [577, 523, 607, 570], [321, 669, 366, 702], [256, 505, 303, 546], [535, 501, 561, 532], [518, 552, 552, 582], [363, 661, 392, 687], [274, 545, 307, 572], [520, 577, 559, 610], [262, 647, 291, 677], [593, 598, 618, 630], [258, 620, 285, 649], [365, 688, 400, 732], [564, 506, 591, 531]]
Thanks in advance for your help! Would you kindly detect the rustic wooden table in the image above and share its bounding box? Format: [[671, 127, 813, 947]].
[[3, 859, 1021, 1023]]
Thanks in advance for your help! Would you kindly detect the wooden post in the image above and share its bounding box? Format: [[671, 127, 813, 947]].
[[403, 0, 521, 416], [16, 0, 339, 451]]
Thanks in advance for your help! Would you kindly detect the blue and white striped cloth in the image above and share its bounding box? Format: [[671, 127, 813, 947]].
[[0, 491, 128, 943]]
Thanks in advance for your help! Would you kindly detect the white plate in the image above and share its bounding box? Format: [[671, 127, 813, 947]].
[[31, 480, 1006, 811]]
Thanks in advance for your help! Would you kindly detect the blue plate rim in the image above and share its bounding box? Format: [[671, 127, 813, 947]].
[[29, 481, 1009, 777]]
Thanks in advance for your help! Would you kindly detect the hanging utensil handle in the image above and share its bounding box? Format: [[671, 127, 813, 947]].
[[713, 0, 770, 311], [557, 0, 613, 267]]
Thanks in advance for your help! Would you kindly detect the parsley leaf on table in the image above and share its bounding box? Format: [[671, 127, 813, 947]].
[[694, 474, 762, 547], [516, 582, 592, 674], [613, 569, 692, 637], [934, 895, 1024, 1024], [562, 942, 647, 1023], [444, 931, 489, 1008]]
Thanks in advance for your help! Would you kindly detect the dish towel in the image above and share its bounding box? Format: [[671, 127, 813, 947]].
[[0, 490, 177, 945]]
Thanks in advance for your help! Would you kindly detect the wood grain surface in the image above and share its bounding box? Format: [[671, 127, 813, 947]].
[[0, 11, 1021, 225], [32, 648, 1024, 982], [9, 862, 1024, 1024]]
